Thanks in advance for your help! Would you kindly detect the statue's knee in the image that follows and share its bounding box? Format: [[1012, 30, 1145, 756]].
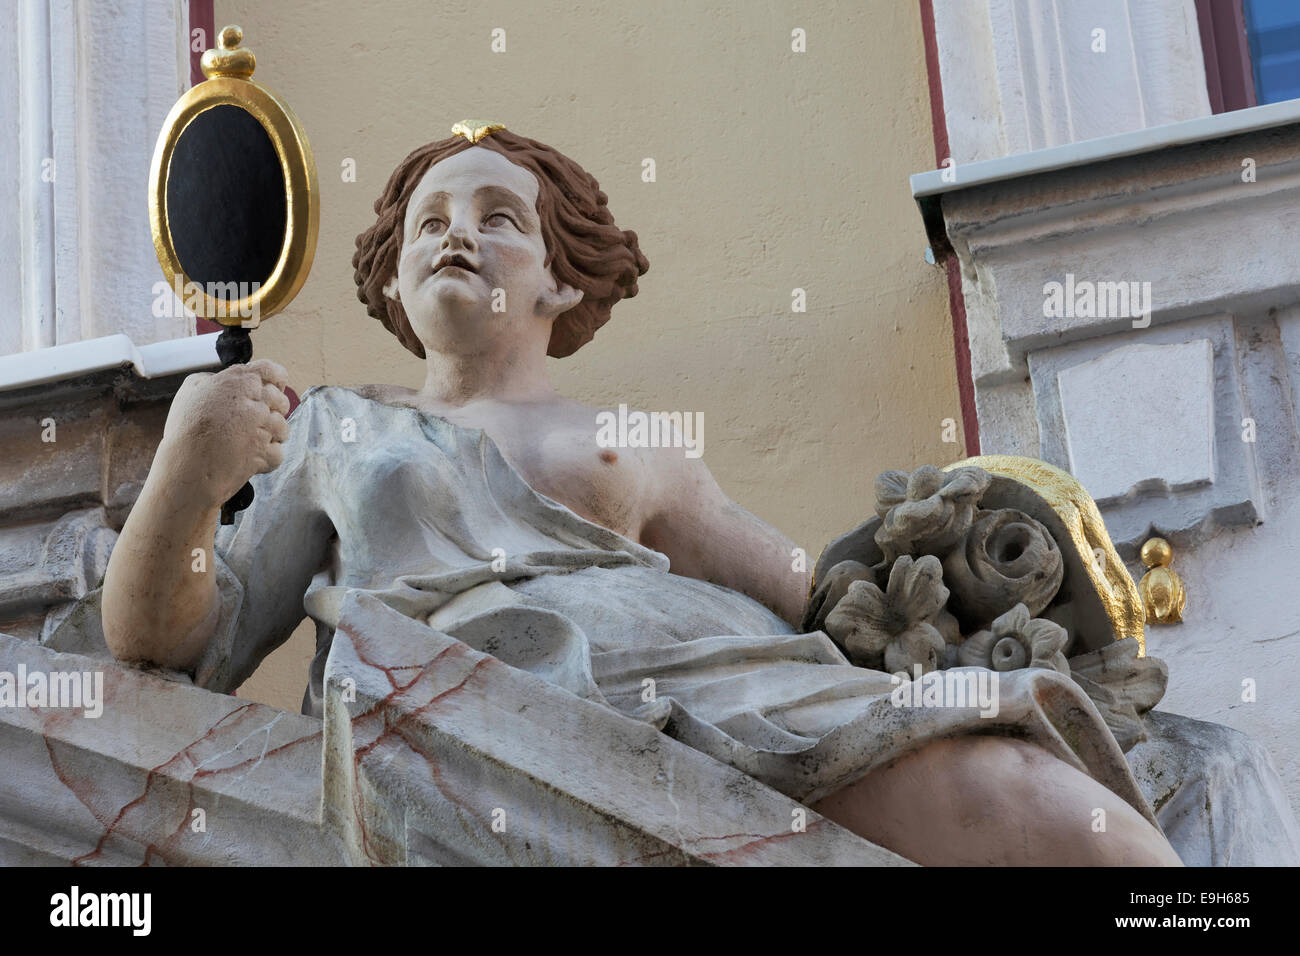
[[913, 735, 1042, 807], [819, 734, 1183, 866], [926, 735, 1182, 866]]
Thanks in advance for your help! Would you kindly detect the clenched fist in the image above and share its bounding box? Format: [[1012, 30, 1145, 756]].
[[157, 359, 292, 509]]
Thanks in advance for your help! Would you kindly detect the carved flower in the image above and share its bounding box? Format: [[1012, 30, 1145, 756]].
[[824, 554, 950, 674], [873, 465, 991, 561], [803, 558, 878, 634], [940, 508, 1064, 632], [956, 603, 1070, 675]]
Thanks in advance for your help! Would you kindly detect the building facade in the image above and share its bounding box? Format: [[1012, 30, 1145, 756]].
[[916, 0, 1300, 813]]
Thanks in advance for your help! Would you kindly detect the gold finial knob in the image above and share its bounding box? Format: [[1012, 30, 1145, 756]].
[[201, 25, 256, 80], [1138, 537, 1186, 624], [451, 120, 507, 144]]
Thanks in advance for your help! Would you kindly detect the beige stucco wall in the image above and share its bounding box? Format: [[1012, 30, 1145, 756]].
[[218, 0, 965, 711]]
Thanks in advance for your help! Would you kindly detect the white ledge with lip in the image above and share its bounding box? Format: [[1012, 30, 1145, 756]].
[[0, 333, 222, 393], [911, 98, 1300, 200]]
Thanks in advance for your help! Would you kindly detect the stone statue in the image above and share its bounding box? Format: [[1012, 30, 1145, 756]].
[[92, 123, 1297, 866]]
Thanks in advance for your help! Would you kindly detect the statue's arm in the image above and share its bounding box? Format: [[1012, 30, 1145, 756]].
[[638, 450, 813, 629], [102, 360, 311, 674], [101, 450, 227, 672]]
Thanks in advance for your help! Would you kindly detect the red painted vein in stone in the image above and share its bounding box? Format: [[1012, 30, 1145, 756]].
[[696, 818, 829, 864], [345, 641, 462, 726], [341, 613, 457, 684], [618, 818, 830, 866], [330, 626, 484, 863], [43, 701, 322, 865], [393, 720, 483, 827], [341, 645, 492, 863], [617, 846, 681, 866], [59, 703, 256, 864], [352, 657, 488, 764], [190, 728, 322, 780], [335, 629, 473, 868]]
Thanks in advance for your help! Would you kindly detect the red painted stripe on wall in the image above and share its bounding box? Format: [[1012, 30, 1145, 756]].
[[188, 0, 215, 89], [188, 1, 223, 341], [918, 0, 980, 458]]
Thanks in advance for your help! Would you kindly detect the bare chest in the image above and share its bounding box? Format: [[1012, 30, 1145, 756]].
[[488, 416, 652, 541], [370, 388, 654, 541]]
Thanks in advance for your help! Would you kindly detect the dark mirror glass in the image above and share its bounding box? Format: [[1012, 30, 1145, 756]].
[[166, 104, 287, 287]]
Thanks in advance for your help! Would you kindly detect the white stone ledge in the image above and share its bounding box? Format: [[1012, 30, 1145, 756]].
[[0, 333, 220, 393], [911, 98, 1300, 200]]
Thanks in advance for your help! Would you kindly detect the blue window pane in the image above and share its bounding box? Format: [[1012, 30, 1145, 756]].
[[1245, 0, 1300, 104]]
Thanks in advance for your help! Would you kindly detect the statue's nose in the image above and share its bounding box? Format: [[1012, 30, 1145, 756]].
[[442, 220, 476, 251]]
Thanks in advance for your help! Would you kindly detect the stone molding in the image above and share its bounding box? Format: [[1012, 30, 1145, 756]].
[[0, 333, 221, 642], [914, 113, 1300, 549]]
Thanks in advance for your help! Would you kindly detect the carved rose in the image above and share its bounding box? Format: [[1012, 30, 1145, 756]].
[[940, 507, 1064, 632], [873, 465, 991, 561], [824, 554, 950, 674], [956, 603, 1070, 675]]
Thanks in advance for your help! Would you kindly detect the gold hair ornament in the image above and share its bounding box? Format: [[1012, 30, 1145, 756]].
[[451, 120, 507, 144]]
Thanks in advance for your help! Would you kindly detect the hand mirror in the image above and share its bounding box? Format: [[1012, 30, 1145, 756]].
[[148, 24, 319, 523]]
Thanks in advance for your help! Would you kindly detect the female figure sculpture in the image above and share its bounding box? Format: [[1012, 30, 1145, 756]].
[[100, 123, 1183, 866]]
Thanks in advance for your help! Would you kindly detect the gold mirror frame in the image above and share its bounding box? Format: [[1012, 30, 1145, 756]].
[[147, 30, 319, 328]]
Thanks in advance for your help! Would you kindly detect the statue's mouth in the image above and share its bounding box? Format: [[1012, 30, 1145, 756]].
[[433, 254, 478, 275]]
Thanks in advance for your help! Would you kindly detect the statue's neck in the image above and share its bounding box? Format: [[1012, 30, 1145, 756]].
[[419, 342, 556, 409]]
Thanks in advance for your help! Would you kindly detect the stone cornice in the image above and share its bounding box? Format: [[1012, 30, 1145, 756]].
[[911, 99, 1300, 260], [0, 333, 221, 394]]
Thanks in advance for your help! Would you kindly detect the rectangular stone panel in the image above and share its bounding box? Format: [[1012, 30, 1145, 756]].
[[1058, 339, 1216, 504]]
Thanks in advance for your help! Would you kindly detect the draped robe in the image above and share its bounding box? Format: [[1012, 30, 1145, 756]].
[[195, 385, 1164, 815]]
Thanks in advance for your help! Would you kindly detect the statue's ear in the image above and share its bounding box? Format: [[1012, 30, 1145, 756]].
[[383, 274, 400, 301], [538, 278, 583, 318]]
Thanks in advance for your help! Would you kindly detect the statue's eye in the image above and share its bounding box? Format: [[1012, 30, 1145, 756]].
[[420, 217, 444, 234], [485, 212, 516, 228]]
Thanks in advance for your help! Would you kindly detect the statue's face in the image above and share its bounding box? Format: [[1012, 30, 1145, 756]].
[[386, 146, 581, 355]]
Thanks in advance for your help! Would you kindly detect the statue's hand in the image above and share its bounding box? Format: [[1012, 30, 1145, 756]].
[[158, 359, 292, 509]]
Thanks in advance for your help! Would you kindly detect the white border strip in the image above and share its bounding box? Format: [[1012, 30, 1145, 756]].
[[911, 98, 1300, 199], [0, 333, 220, 392]]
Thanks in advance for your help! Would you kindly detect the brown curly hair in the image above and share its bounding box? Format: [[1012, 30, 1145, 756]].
[[353, 128, 649, 359]]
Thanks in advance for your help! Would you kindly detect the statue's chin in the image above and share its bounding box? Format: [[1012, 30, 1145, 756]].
[[408, 285, 487, 321], [426, 274, 484, 306]]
